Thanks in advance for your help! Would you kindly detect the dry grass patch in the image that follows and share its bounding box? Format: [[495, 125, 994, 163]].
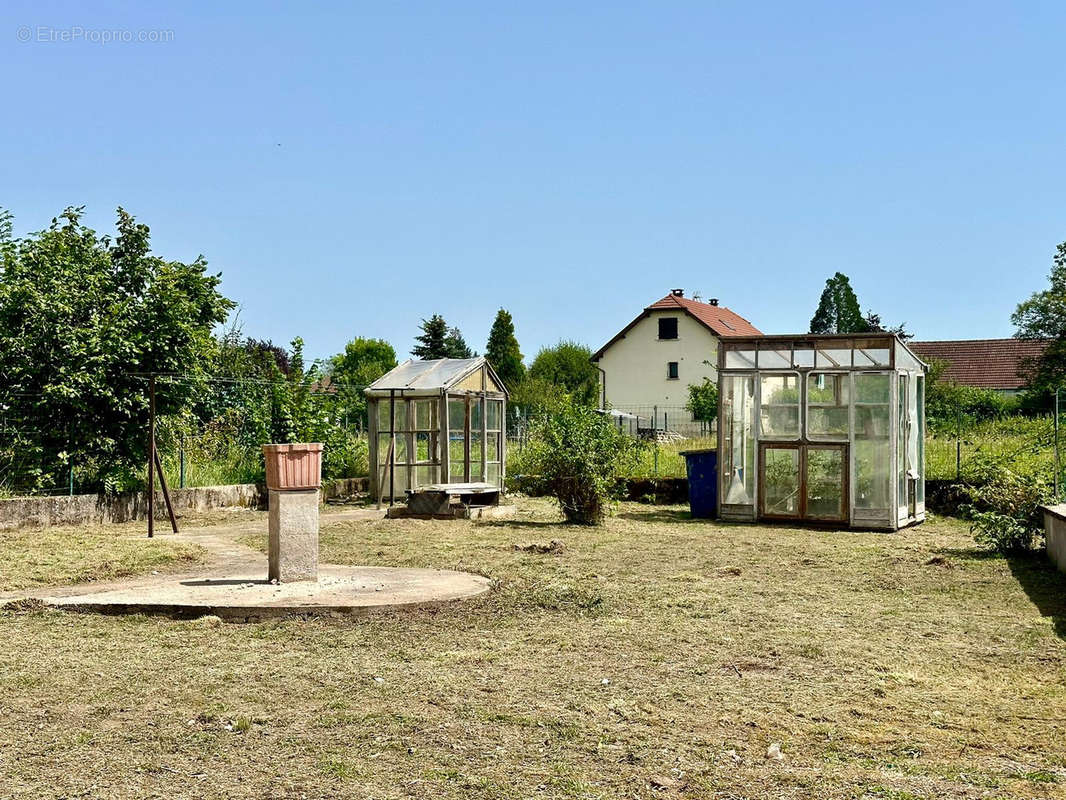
[[1, 498, 1065, 799], [0, 521, 204, 592]]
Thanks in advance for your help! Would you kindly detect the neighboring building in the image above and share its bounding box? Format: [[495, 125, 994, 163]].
[[909, 338, 1048, 395], [591, 289, 762, 430]]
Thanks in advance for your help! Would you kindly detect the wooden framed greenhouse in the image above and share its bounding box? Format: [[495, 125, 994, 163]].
[[716, 334, 927, 530], [366, 357, 508, 502]]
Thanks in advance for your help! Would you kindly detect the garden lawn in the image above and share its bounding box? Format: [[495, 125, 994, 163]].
[[2, 498, 1065, 799], [0, 520, 203, 592]]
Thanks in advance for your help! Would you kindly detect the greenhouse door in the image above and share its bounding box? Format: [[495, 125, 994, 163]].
[[759, 443, 848, 524]]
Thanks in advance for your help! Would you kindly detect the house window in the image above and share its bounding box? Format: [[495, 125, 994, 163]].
[[667, 362, 679, 380], [658, 317, 678, 340]]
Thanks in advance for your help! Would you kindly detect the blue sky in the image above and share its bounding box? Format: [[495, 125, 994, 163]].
[[3, 1, 1065, 362]]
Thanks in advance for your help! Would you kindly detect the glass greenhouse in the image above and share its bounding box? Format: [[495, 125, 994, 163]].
[[366, 357, 508, 502], [717, 334, 926, 530]]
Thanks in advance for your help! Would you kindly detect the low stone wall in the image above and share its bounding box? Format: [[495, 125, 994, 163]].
[[0, 477, 369, 531], [1042, 504, 1066, 574], [508, 475, 691, 505]]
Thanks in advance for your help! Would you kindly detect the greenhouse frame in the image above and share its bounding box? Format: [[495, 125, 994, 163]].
[[366, 357, 508, 502], [716, 334, 927, 530]]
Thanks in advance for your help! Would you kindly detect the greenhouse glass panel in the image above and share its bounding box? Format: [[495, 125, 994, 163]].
[[413, 399, 436, 431], [806, 447, 845, 520], [487, 400, 502, 430], [916, 377, 925, 504], [415, 465, 436, 487], [763, 447, 800, 516], [816, 345, 851, 369], [854, 338, 891, 367], [897, 374, 907, 514], [807, 373, 849, 438], [725, 349, 756, 368], [792, 347, 814, 368], [760, 374, 800, 438], [758, 347, 790, 368], [720, 375, 756, 506], [448, 398, 466, 431]]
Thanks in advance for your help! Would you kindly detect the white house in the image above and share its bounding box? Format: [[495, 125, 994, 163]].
[[591, 289, 762, 431]]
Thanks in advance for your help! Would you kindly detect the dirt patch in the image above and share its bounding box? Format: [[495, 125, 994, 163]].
[[513, 540, 565, 555]]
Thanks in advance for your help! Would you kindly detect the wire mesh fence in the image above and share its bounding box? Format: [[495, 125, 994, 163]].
[[0, 374, 371, 498], [1, 381, 1062, 498]]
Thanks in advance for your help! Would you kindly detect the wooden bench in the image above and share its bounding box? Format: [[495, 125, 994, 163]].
[[406, 482, 501, 515]]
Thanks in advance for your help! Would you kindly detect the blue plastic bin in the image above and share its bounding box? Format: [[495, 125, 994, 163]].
[[680, 449, 718, 519]]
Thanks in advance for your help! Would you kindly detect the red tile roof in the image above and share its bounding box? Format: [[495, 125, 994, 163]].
[[592, 293, 762, 361], [909, 338, 1048, 390], [645, 293, 763, 337]]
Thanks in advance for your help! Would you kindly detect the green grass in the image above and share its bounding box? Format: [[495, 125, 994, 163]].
[[926, 416, 1056, 482], [3, 499, 1065, 798]]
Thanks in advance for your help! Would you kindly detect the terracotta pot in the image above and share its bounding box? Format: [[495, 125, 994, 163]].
[[262, 443, 323, 491]]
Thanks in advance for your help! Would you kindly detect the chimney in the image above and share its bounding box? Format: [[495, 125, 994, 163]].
[[709, 298, 719, 306], [670, 288, 684, 297]]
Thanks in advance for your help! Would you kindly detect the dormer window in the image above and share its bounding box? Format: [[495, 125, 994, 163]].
[[658, 317, 678, 340]]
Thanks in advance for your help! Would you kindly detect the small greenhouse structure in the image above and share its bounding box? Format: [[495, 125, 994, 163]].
[[716, 334, 926, 530], [366, 357, 508, 502]]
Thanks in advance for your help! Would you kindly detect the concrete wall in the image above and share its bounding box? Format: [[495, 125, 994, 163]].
[[596, 310, 719, 410], [0, 477, 368, 532], [1043, 504, 1066, 574]]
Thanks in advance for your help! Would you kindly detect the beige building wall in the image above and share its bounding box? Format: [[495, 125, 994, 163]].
[[596, 311, 719, 410]]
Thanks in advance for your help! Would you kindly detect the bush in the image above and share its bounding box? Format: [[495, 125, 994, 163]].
[[961, 456, 1053, 553], [514, 397, 640, 525], [927, 382, 1020, 430]]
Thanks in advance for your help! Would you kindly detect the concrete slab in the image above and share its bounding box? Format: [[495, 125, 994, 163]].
[[16, 565, 490, 621], [0, 506, 490, 622]]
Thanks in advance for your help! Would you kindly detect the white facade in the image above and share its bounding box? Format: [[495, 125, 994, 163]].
[[595, 310, 719, 411]]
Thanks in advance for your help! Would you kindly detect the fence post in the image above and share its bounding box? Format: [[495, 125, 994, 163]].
[[955, 404, 961, 481], [179, 432, 186, 489], [653, 404, 660, 476], [69, 459, 73, 496], [1055, 388, 1061, 502]]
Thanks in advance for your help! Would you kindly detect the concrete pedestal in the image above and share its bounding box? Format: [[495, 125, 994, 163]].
[[269, 489, 319, 582]]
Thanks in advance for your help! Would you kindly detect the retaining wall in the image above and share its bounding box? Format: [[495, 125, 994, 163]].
[[0, 477, 369, 531], [1042, 504, 1066, 574]]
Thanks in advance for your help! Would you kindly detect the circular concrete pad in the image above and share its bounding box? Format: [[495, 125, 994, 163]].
[[31, 565, 491, 621]]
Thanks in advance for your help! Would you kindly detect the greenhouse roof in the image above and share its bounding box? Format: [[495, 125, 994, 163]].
[[365, 357, 507, 396]]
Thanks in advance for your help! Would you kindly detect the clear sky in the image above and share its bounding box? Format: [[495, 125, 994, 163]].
[[3, 1, 1065, 362]]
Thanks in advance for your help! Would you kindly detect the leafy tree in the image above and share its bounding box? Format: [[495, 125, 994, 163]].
[[1012, 240, 1066, 395], [329, 336, 398, 425], [269, 338, 367, 478], [485, 308, 525, 389], [528, 341, 600, 406], [245, 338, 291, 375], [863, 311, 911, 340], [0, 208, 12, 243], [413, 314, 449, 359], [445, 326, 474, 358], [685, 378, 718, 424], [809, 273, 871, 334], [517, 395, 640, 524], [331, 337, 397, 388], [0, 207, 234, 492]]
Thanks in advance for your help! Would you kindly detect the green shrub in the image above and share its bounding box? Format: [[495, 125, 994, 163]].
[[513, 396, 640, 525], [961, 456, 1053, 553]]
